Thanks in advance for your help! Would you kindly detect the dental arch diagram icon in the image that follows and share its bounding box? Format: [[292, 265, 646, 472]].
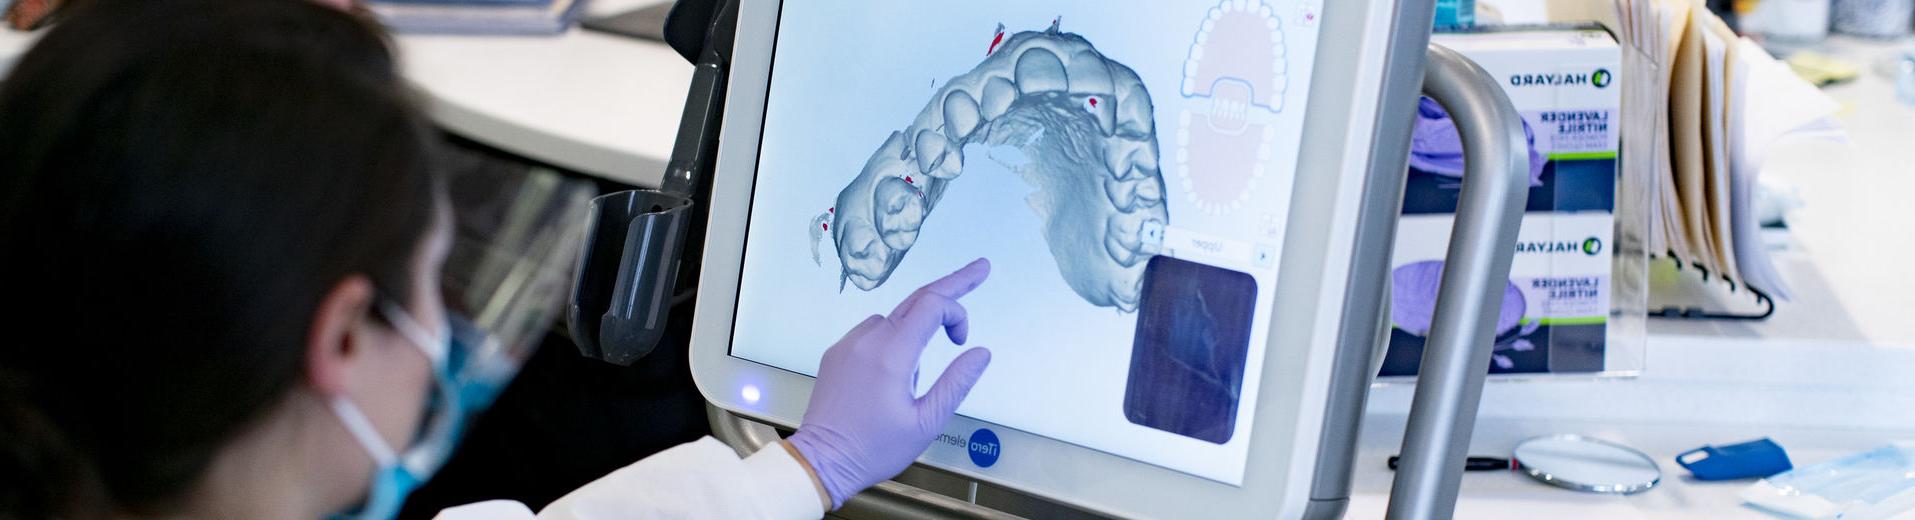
[[1179, 0, 1288, 216], [812, 25, 1170, 312]]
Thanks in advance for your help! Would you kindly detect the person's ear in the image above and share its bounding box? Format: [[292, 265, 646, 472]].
[[307, 275, 376, 396]]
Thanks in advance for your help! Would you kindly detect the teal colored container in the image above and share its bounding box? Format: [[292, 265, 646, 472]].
[[1435, 0, 1476, 30]]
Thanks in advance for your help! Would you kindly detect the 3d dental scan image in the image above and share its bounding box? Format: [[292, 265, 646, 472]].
[[815, 26, 1169, 311]]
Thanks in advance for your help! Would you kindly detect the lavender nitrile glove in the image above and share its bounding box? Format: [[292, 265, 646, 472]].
[[1408, 96, 1547, 187], [787, 258, 994, 510]]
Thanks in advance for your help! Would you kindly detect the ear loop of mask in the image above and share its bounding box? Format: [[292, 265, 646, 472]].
[[330, 300, 451, 470], [329, 397, 399, 469], [325, 298, 467, 520], [375, 300, 463, 467], [377, 300, 448, 368]]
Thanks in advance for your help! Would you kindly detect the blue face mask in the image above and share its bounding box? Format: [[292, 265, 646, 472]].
[[333, 460, 424, 520], [328, 302, 512, 520]]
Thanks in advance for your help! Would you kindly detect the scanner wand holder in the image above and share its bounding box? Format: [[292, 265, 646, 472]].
[[565, 0, 737, 366]]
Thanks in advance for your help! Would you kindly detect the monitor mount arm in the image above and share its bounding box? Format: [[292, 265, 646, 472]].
[[1384, 43, 1531, 520]]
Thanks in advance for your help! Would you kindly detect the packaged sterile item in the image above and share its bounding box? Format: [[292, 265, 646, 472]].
[[1381, 27, 1620, 377], [1742, 442, 1915, 519], [1679, 438, 1794, 481]]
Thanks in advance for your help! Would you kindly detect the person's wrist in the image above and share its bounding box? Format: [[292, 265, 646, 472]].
[[779, 439, 831, 511], [787, 427, 863, 510]]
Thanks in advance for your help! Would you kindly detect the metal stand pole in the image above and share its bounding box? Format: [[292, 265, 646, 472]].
[[1385, 44, 1533, 520]]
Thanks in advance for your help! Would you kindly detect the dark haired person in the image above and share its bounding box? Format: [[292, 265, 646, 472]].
[[0, 1, 995, 519]]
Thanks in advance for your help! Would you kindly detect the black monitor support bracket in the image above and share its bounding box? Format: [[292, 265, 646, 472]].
[[566, 0, 737, 365]]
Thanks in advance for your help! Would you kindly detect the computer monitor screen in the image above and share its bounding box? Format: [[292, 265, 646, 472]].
[[728, 0, 1325, 485]]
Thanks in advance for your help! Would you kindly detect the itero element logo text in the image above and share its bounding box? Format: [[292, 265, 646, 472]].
[[968, 428, 1001, 468]]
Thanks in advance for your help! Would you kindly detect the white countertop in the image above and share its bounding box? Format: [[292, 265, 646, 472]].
[[1754, 38, 1915, 347], [1350, 333, 1915, 519], [1347, 415, 1914, 519], [395, 0, 690, 187], [0, 0, 689, 187]]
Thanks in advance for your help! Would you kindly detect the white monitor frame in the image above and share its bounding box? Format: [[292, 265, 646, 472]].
[[688, 0, 1428, 516]]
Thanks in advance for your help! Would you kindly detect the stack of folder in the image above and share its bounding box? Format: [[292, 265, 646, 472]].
[[1614, 0, 1845, 302], [366, 0, 586, 36]]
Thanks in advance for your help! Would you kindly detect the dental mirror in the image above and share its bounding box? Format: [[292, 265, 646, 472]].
[[1512, 434, 1662, 494]]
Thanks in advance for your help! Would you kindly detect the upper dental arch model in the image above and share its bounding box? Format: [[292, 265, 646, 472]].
[[810, 24, 1170, 312]]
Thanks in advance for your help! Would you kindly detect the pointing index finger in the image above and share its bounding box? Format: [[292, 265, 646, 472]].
[[909, 258, 991, 303], [887, 258, 991, 349], [892, 293, 969, 347]]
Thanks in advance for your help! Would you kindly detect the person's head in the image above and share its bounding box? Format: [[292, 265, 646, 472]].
[[0, 0, 450, 518]]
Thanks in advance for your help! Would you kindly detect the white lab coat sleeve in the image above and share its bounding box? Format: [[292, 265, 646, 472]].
[[432, 437, 825, 520]]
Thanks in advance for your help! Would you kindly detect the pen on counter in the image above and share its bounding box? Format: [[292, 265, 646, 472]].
[[1387, 455, 1511, 471]]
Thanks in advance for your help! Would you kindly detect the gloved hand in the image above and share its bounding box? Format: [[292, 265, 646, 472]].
[[786, 258, 994, 510]]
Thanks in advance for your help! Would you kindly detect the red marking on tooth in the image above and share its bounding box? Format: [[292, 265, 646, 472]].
[[828, 207, 834, 213], [822, 223, 829, 230], [905, 176, 914, 184], [1089, 98, 1099, 108]]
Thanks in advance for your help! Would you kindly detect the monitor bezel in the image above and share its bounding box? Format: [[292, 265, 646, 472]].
[[688, 0, 1420, 516]]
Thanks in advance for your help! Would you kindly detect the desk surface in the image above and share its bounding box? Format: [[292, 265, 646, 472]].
[[1347, 415, 1910, 519], [1754, 38, 1915, 347], [1353, 333, 1915, 518], [396, 0, 689, 187], [0, 0, 688, 187]]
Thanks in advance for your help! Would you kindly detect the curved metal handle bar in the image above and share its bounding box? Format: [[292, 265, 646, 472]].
[[1384, 44, 1533, 520]]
